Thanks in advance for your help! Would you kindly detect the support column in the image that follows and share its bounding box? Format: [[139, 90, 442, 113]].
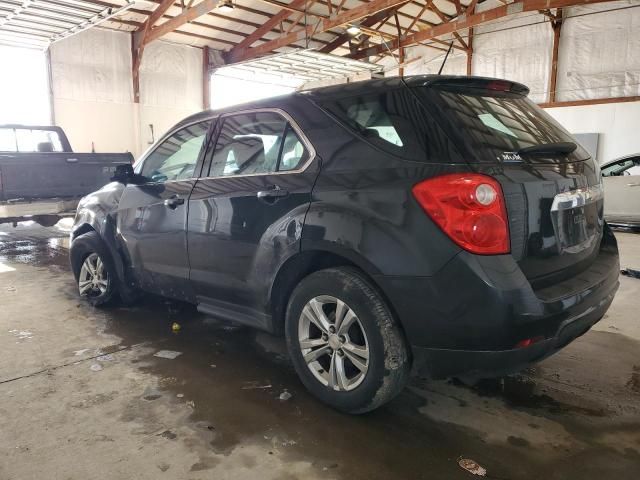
[[132, 33, 142, 104], [466, 27, 473, 76], [203, 46, 211, 110], [548, 8, 563, 103]]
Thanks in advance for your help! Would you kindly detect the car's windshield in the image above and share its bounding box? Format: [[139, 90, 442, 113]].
[[602, 157, 640, 176]]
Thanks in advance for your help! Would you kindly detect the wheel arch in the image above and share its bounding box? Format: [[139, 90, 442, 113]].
[[268, 249, 407, 351]]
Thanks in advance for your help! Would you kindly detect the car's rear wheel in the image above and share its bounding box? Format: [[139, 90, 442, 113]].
[[70, 231, 117, 307], [285, 267, 410, 413]]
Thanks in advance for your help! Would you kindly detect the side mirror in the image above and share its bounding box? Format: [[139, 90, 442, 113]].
[[111, 164, 135, 184]]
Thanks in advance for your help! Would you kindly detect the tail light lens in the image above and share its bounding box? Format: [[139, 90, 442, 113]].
[[412, 173, 510, 255]]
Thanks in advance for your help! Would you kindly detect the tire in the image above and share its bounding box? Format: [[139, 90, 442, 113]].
[[285, 267, 410, 414], [69, 231, 118, 307]]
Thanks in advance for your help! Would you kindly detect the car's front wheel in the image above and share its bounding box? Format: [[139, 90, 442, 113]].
[[285, 267, 410, 413], [70, 231, 117, 307]]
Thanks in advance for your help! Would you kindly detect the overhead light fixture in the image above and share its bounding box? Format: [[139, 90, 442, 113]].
[[346, 24, 361, 36], [218, 0, 234, 12]]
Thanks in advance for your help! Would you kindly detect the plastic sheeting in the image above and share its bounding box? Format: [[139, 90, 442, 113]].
[[472, 1, 552, 103], [140, 40, 202, 108], [558, 1, 640, 101], [50, 28, 203, 156], [50, 28, 133, 104], [403, 45, 467, 77], [392, 0, 639, 104]]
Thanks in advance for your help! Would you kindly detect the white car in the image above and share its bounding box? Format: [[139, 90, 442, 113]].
[[602, 154, 640, 227]]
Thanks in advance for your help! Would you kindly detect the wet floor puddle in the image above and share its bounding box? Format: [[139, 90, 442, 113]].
[[3, 223, 640, 479]]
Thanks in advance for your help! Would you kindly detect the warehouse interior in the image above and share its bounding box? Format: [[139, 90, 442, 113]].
[[1, 0, 639, 478]]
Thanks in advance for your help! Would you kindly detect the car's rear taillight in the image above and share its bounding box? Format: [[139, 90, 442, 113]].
[[412, 173, 510, 255]]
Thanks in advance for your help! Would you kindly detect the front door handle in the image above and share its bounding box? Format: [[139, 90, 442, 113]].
[[257, 186, 289, 203], [164, 196, 185, 209], [627, 183, 640, 187]]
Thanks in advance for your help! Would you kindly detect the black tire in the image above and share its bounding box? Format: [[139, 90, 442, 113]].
[[69, 231, 118, 307], [285, 267, 410, 414]]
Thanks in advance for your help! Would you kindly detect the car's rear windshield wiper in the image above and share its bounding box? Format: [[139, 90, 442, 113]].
[[517, 141, 577, 156]]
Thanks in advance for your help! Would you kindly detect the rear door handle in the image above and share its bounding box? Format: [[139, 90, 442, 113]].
[[66, 158, 78, 163], [257, 186, 289, 203], [164, 196, 185, 209], [628, 183, 640, 187]]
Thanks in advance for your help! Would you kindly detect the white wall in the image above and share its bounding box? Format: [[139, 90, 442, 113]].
[[50, 28, 203, 158], [546, 100, 640, 163]]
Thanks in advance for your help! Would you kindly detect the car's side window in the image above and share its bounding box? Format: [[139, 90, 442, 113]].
[[602, 158, 640, 177], [278, 125, 309, 171], [140, 121, 211, 183], [209, 111, 309, 177]]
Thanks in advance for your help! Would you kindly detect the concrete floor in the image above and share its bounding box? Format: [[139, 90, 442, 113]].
[[1, 222, 639, 480]]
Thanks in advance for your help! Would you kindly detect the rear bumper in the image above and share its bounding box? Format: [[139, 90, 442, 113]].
[[374, 227, 620, 379], [411, 284, 615, 378]]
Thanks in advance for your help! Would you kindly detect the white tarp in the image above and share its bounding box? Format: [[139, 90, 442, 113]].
[[472, 0, 552, 103], [391, 0, 639, 104], [139, 40, 202, 108], [557, 1, 640, 101], [50, 28, 133, 104], [403, 45, 468, 77], [50, 28, 203, 156]]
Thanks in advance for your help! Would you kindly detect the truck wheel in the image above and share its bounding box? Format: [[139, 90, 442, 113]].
[[33, 215, 60, 227], [285, 267, 410, 414], [70, 231, 117, 307]]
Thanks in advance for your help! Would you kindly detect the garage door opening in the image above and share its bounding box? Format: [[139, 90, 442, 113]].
[[210, 51, 383, 109], [0, 46, 51, 125], [210, 70, 299, 109]]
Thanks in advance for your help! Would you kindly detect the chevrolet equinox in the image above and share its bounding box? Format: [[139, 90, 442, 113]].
[[70, 76, 620, 413]]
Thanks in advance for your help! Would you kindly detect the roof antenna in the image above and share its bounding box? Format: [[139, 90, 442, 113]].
[[437, 42, 454, 75]]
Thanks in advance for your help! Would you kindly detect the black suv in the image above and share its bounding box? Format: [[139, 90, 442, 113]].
[[70, 76, 619, 413]]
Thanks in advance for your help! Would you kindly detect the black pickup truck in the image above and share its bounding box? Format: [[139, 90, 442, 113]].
[[0, 125, 133, 225]]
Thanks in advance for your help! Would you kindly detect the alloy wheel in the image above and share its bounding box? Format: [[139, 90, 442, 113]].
[[78, 252, 109, 297], [298, 295, 370, 391]]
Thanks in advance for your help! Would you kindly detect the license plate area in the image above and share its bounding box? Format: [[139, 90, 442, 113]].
[[550, 184, 603, 254]]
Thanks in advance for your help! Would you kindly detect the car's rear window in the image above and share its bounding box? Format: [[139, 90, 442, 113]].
[[317, 88, 462, 163], [417, 87, 588, 162]]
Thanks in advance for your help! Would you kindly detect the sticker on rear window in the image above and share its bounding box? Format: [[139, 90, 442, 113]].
[[499, 152, 523, 162]]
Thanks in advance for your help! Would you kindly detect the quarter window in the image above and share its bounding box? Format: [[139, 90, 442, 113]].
[[209, 111, 309, 177], [140, 121, 210, 183], [279, 125, 309, 171], [318, 89, 449, 162]]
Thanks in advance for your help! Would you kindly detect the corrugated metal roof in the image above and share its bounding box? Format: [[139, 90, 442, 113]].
[[218, 49, 382, 83], [0, 0, 136, 49]]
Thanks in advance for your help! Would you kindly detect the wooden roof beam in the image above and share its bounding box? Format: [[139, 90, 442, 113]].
[[232, 0, 412, 62], [318, 5, 399, 53], [227, 0, 311, 61]]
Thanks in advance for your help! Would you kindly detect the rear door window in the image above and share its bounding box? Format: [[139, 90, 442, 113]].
[[208, 111, 309, 177]]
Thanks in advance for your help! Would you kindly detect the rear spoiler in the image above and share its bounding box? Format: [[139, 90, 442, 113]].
[[403, 76, 530, 96]]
